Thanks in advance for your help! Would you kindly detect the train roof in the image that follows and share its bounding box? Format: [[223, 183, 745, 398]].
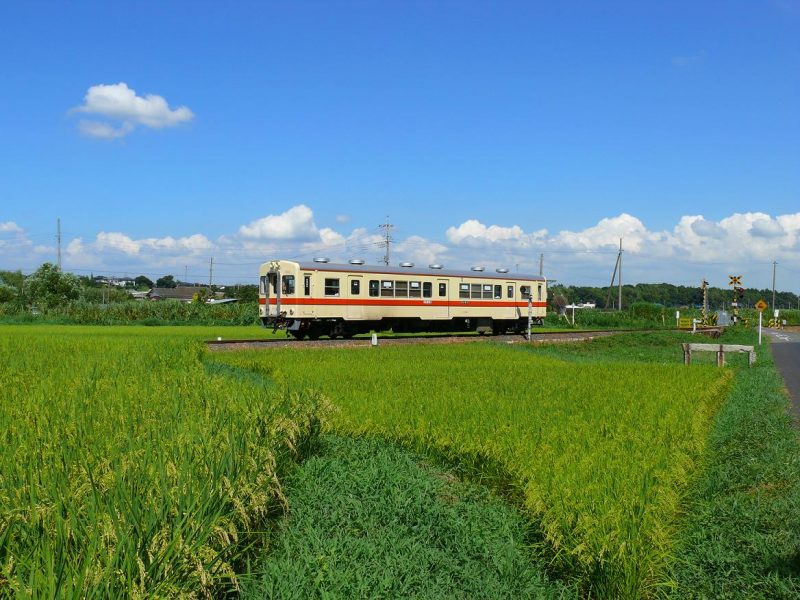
[[270, 260, 545, 282]]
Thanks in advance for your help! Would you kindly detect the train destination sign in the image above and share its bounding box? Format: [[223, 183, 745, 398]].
[[755, 299, 768, 312]]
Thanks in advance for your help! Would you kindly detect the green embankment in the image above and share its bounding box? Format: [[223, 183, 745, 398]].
[[241, 435, 573, 599]]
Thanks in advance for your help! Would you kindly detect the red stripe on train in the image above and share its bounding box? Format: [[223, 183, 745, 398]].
[[259, 297, 547, 308]]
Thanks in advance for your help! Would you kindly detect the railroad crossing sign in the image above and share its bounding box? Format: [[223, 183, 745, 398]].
[[729, 275, 742, 286], [755, 299, 768, 312]]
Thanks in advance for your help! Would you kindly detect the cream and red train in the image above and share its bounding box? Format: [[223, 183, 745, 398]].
[[258, 258, 547, 338]]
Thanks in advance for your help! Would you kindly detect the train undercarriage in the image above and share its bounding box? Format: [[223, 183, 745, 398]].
[[261, 316, 544, 339]]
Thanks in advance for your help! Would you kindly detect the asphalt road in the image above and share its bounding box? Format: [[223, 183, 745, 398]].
[[765, 328, 800, 423]]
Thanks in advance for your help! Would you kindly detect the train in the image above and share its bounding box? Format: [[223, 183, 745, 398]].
[[258, 258, 547, 338]]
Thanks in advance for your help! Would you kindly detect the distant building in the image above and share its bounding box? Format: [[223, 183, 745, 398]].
[[148, 286, 206, 303], [565, 302, 596, 309]]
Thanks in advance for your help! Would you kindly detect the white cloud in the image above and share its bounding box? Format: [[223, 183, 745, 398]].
[[78, 120, 134, 140], [446, 219, 547, 248], [671, 52, 705, 67], [72, 82, 194, 139], [749, 218, 785, 239], [394, 235, 449, 266], [336, 214, 351, 224], [0, 221, 23, 234], [239, 205, 319, 240]]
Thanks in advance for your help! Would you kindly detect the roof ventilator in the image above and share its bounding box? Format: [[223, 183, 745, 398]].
[[429, 264, 443, 269], [400, 262, 414, 268], [313, 257, 330, 263], [471, 266, 485, 272], [349, 259, 365, 265]]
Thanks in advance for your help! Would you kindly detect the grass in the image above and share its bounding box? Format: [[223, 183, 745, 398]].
[[666, 335, 800, 597], [215, 334, 731, 597], [241, 434, 573, 599], [0, 326, 329, 597]]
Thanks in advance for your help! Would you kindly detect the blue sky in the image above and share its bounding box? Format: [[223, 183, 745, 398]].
[[1, 1, 798, 289]]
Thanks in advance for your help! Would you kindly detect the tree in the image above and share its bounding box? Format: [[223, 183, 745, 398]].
[[23, 263, 81, 309], [135, 275, 154, 289], [155, 275, 177, 288], [0, 277, 16, 303]]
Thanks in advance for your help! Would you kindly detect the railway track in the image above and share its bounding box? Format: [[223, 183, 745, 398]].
[[204, 328, 671, 351]]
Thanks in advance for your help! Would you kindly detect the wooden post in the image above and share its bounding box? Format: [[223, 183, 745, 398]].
[[683, 343, 691, 365], [717, 344, 725, 367]]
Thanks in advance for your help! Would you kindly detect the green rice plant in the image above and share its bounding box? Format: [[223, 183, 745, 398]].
[[0, 326, 329, 597], [216, 341, 730, 598]]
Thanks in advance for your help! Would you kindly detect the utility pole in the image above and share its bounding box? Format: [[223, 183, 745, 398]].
[[539, 253, 544, 277], [209, 257, 213, 289], [379, 217, 393, 266], [618, 238, 623, 311], [56, 218, 62, 271], [184, 265, 188, 285], [772, 261, 777, 309], [605, 238, 624, 310]]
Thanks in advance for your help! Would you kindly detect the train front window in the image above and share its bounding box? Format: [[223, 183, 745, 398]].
[[324, 278, 340, 296], [381, 280, 394, 297], [409, 281, 421, 298], [439, 283, 447, 297], [538, 284, 543, 301], [268, 273, 278, 294], [350, 279, 360, 295], [471, 284, 481, 299], [521, 285, 531, 299], [282, 275, 295, 295], [423, 282, 432, 298], [259, 276, 267, 295], [369, 280, 379, 297], [459, 283, 469, 299]]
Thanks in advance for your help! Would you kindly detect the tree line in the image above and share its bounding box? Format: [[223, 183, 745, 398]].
[[550, 282, 800, 311]]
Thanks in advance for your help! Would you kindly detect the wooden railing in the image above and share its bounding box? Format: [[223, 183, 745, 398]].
[[682, 343, 756, 367]]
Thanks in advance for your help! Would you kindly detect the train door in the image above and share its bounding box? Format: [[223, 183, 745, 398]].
[[506, 281, 517, 319], [431, 278, 449, 320], [346, 275, 364, 320]]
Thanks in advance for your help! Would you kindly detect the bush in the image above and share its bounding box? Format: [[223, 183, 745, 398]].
[[22, 263, 81, 310]]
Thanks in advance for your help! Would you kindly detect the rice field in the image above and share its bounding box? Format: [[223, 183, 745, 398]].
[[0, 326, 329, 597], [217, 342, 732, 597], [5, 325, 779, 598]]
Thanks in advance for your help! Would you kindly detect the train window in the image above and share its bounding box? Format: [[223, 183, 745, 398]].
[[439, 283, 447, 297], [259, 276, 267, 295], [395, 281, 408, 297], [538, 284, 543, 301], [351, 279, 360, 295], [324, 278, 340, 296], [423, 282, 432, 298], [268, 273, 277, 293], [459, 283, 469, 299], [520, 285, 531, 299], [494, 285, 502, 299], [282, 275, 295, 295], [471, 284, 481, 299], [507, 285, 514, 299], [304, 275, 311, 296], [482, 284, 493, 299], [409, 281, 421, 298], [369, 280, 379, 297], [381, 280, 394, 297]]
